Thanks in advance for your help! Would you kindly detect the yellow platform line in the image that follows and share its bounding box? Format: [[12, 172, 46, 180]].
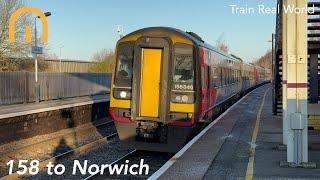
[[245, 88, 269, 180]]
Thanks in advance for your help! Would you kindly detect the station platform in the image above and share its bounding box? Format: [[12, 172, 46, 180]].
[[0, 94, 109, 120], [152, 84, 320, 179]]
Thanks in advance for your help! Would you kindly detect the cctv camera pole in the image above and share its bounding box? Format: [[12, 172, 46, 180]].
[[117, 25, 124, 39], [34, 17, 40, 103]]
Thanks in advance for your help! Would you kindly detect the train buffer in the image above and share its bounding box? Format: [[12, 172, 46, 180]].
[[150, 84, 320, 179]]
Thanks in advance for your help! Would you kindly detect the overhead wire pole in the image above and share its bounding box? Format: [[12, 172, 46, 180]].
[[281, 0, 314, 167]]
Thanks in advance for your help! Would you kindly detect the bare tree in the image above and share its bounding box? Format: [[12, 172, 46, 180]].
[[0, 0, 32, 70], [254, 50, 272, 69], [89, 49, 116, 73], [216, 33, 229, 53]]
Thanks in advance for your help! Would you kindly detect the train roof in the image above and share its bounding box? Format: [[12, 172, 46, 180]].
[[122, 27, 242, 62]]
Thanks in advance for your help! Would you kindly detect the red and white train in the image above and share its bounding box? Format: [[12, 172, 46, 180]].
[[109, 27, 271, 152]]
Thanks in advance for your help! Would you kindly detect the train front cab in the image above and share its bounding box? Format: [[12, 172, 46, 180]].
[[109, 29, 199, 152]]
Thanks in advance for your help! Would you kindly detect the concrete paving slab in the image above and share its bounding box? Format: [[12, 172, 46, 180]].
[[204, 86, 320, 179], [157, 85, 268, 180], [0, 94, 109, 119], [154, 84, 320, 179]]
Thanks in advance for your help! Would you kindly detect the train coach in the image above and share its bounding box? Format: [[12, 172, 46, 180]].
[[109, 27, 271, 152]]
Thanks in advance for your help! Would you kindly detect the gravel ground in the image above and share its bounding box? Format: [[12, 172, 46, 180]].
[[94, 151, 174, 180], [0, 119, 116, 177], [25, 138, 134, 180], [0, 119, 110, 154]]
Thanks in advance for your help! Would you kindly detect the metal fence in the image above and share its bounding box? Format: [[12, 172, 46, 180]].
[[0, 72, 111, 105], [44, 60, 95, 72]]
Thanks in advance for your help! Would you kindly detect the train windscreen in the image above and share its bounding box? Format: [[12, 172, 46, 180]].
[[114, 42, 134, 87]]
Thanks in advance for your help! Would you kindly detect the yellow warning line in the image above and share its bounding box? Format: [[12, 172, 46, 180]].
[[245, 88, 269, 180]]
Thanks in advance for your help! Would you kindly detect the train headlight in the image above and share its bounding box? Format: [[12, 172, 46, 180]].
[[175, 96, 182, 102], [171, 93, 194, 104], [181, 95, 188, 103], [120, 91, 127, 98], [114, 89, 131, 100]]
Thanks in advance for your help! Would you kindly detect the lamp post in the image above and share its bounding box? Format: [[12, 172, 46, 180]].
[[34, 12, 51, 103]]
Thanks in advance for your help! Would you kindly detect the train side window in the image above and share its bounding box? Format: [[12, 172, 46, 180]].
[[229, 69, 232, 84], [209, 66, 213, 88], [212, 67, 221, 87], [206, 50, 210, 64], [221, 68, 225, 86], [230, 69, 232, 84], [201, 67, 206, 88], [224, 68, 227, 85], [227, 68, 230, 85], [232, 69, 234, 83], [220, 68, 223, 86], [224, 68, 228, 85], [235, 70, 237, 82], [219, 67, 222, 87], [225, 68, 228, 85], [226, 68, 229, 85], [218, 67, 222, 87]]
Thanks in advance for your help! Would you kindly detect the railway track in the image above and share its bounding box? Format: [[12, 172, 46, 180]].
[[0, 120, 114, 156], [83, 150, 137, 180], [85, 150, 174, 180], [0, 120, 118, 179]]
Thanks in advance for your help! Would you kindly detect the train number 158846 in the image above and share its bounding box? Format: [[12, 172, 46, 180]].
[[174, 84, 194, 91]]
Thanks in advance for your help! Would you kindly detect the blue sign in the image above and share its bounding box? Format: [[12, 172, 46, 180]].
[[32, 46, 43, 54]]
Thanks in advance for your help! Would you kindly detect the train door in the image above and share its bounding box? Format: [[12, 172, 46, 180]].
[[200, 49, 209, 118], [201, 65, 209, 117], [208, 66, 217, 107], [131, 37, 170, 123], [139, 48, 162, 117]]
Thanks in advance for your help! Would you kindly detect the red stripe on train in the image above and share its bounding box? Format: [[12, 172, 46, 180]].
[[109, 107, 131, 123]]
